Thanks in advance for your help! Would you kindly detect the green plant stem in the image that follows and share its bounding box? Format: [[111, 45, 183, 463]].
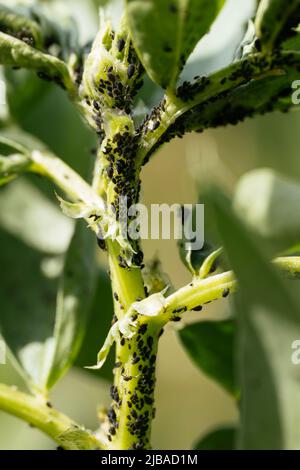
[[107, 318, 162, 450], [30, 150, 102, 207], [162, 271, 237, 323], [136, 51, 297, 165], [0, 384, 103, 449], [274, 256, 300, 279], [107, 240, 145, 316], [160, 256, 300, 324]]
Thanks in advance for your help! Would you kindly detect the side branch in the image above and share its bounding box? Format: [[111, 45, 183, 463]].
[[0, 384, 104, 450], [160, 256, 300, 324], [137, 51, 300, 165]]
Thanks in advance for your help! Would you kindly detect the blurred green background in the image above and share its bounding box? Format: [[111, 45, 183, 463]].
[[1, 0, 300, 450]]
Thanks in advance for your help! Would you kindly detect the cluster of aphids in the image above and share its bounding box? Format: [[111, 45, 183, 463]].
[[93, 42, 144, 114], [0, 24, 35, 47], [106, 323, 157, 448]]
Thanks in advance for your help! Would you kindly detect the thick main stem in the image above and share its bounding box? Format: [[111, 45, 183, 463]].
[[107, 319, 161, 450], [106, 241, 162, 449]]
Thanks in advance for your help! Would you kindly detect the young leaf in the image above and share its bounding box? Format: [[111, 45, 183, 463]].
[[126, 0, 226, 89], [45, 220, 98, 389], [194, 426, 236, 450], [212, 192, 300, 449], [178, 239, 219, 276], [179, 320, 237, 397], [255, 0, 300, 50]]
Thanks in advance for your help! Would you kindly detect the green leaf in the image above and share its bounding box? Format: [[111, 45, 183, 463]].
[[75, 271, 115, 382], [255, 0, 300, 50], [45, 220, 98, 389], [126, 0, 226, 89], [179, 320, 237, 397], [0, 4, 43, 49], [0, 178, 73, 254], [0, 228, 59, 390], [282, 25, 300, 51], [194, 427, 236, 450], [178, 239, 219, 276], [233, 168, 300, 252], [5, 68, 52, 121], [0, 181, 98, 391], [5, 81, 96, 178], [212, 192, 300, 449], [0, 31, 75, 95]]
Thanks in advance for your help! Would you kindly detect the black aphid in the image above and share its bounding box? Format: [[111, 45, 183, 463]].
[[127, 64, 135, 79], [117, 38, 126, 52]]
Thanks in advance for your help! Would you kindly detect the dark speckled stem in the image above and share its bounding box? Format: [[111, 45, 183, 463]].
[[107, 320, 161, 450]]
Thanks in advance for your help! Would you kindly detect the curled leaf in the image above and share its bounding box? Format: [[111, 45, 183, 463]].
[[0, 4, 43, 50], [0, 31, 75, 95], [86, 322, 120, 370], [199, 247, 223, 279], [57, 196, 100, 220]]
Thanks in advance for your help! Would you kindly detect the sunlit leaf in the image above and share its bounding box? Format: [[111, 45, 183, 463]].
[[126, 0, 226, 89]]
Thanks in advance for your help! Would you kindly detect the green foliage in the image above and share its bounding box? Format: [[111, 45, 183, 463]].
[[233, 168, 300, 252], [75, 271, 115, 382], [0, 217, 98, 392], [255, 0, 300, 50], [126, 0, 225, 89], [179, 320, 237, 397], [45, 221, 98, 389], [0, 31, 73, 91], [212, 193, 300, 449], [194, 427, 236, 450]]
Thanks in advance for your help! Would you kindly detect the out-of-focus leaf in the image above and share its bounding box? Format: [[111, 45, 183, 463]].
[[0, 153, 30, 186], [0, 218, 99, 392], [5, 69, 52, 120], [126, 0, 226, 89], [5, 80, 96, 178], [0, 178, 73, 254], [0, 228, 59, 390], [0, 4, 43, 49], [282, 25, 300, 51], [0, 31, 74, 92], [179, 320, 237, 397], [255, 0, 300, 50], [212, 192, 300, 449], [194, 427, 236, 450], [233, 168, 300, 252], [75, 271, 114, 382], [45, 221, 98, 389]]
